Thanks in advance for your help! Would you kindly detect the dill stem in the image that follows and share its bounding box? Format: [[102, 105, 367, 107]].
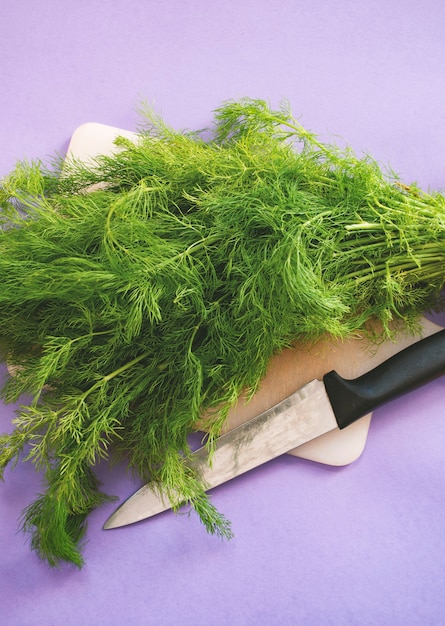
[[157, 233, 222, 269], [102, 351, 151, 382], [70, 350, 152, 408], [342, 253, 445, 283], [64, 330, 113, 344]]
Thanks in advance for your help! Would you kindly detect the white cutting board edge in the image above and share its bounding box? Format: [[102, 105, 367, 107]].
[[65, 122, 443, 466]]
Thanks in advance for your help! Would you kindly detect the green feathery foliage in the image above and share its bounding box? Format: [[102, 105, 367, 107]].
[[1, 98, 445, 567]]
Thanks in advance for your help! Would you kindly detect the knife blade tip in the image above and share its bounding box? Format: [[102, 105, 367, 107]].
[[103, 512, 123, 530]]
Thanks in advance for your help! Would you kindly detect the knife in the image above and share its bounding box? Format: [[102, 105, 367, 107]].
[[104, 329, 445, 530]]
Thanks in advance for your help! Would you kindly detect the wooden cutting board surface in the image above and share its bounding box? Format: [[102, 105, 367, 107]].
[[66, 123, 443, 466]]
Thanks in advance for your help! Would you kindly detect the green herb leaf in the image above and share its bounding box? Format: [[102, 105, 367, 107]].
[[1, 98, 444, 567]]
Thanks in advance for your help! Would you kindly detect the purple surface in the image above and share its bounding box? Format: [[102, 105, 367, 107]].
[[1, 1, 445, 624]]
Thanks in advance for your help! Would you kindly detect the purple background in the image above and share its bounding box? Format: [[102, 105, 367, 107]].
[[1, 1, 445, 624]]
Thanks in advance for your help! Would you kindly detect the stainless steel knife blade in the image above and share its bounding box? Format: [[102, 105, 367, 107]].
[[104, 329, 445, 530], [104, 379, 336, 528]]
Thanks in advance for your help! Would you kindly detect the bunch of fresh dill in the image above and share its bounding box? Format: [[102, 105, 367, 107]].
[[1, 99, 445, 567]]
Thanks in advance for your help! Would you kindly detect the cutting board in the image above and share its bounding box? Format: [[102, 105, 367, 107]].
[[66, 123, 443, 466]]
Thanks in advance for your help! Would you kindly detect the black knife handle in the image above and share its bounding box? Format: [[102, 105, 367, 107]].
[[323, 329, 445, 430]]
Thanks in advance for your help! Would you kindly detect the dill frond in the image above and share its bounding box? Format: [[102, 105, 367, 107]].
[[1, 98, 445, 566]]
